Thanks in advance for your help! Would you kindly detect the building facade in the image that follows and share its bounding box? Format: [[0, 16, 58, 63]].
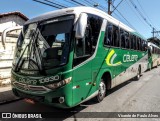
[[0, 12, 28, 86]]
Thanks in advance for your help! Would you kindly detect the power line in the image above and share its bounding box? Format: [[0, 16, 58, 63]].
[[63, 0, 78, 6], [88, 0, 107, 11], [136, 0, 160, 37], [136, 0, 153, 25], [53, 0, 70, 7], [128, 0, 160, 38], [125, 0, 150, 29], [128, 0, 152, 29], [111, 0, 124, 14], [44, 0, 67, 8], [82, 0, 108, 12], [83, 0, 95, 6], [32, 0, 63, 9], [152, 28, 160, 38], [70, 0, 86, 6], [111, 3, 137, 31]]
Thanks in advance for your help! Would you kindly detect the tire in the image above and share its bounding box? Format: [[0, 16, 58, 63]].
[[135, 67, 141, 80], [95, 79, 106, 102], [148, 64, 151, 71]]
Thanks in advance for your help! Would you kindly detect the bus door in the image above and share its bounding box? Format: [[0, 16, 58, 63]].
[[72, 37, 92, 105], [72, 13, 103, 105]]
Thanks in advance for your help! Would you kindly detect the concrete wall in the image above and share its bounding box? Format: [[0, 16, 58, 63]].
[[0, 15, 25, 33]]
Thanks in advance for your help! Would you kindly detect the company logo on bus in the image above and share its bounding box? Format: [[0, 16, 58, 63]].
[[123, 54, 138, 62], [106, 50, 138, 66], [106, 50, 122, 66]]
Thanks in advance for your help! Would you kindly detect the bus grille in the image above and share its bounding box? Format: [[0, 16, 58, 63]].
[[13, 81, 50, 93]]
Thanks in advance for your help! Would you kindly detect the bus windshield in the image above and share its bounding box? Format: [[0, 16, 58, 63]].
[[13, 15, 74, 72]]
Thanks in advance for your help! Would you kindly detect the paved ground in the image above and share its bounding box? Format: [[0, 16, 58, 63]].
[[0, 67, 160, 121]]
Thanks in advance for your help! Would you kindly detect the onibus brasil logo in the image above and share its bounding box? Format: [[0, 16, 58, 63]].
[[106, 50, 122, 66]]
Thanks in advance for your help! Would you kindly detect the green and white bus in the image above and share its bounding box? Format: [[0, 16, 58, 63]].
[[148, 42, 160, 69], [11, 7, 148, 108]]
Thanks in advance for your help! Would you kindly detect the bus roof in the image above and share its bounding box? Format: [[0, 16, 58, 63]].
[[26, 6, 145, 40]]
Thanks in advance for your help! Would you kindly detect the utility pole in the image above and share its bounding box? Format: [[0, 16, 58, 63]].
[[108, 0, 112, 15], [151, 27, 160, 38]]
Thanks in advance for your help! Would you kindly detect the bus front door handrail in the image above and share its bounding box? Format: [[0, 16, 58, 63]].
[[1, 26, 22, 49]]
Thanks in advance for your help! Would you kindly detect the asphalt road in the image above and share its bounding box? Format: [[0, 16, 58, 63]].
[[0, 67, 160, 121]]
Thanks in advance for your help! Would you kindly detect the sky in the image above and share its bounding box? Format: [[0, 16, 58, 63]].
[[1, 0, 160, 39]]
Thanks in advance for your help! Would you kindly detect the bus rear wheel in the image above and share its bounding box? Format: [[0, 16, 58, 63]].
[[95, 79, 106, 102], [135, 67, 141, 80]]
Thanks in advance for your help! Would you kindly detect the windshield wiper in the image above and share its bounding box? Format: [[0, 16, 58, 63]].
[[14, 44, 29, 72], [15, 28, 38, 72]]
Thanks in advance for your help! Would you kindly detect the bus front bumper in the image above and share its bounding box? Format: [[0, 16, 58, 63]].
[[12, 83, 73, 108]]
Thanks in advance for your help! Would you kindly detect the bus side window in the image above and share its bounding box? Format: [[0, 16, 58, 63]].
[[136, 38, 138, 50], [133, 35, 136, 50], [138, 38, 141, 51], [141, 39, 144, 51], [104, 23, 120, 47], [130, 35, 134, 49], [142, 40, 145, 51], [104, 23, 112, 46], [139, 39, 141, 51], [108, 25, 113, 46], [125, 32, 129, 49], [136, 38, 139, 50], [74, 14, 103, 66], [113, 25, 119, 47], [120, 29, 125, 48], [90, 16, 103, 53], [145, 41, 148, 51]]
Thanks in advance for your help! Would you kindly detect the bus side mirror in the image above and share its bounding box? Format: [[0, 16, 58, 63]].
[[75, 13, 88, 39]]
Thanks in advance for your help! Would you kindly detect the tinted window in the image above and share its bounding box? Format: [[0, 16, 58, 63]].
[[120, 29, 125, 48], [125, 32, 129, 49], [104, 23, 119, 47], [74, 14, 103, 66], [113, 25, 119, 47], [120, 29, 129, 49], [104, 23, 112, 46], [133, 35, 136, 50], [130, 35, 134, 49]]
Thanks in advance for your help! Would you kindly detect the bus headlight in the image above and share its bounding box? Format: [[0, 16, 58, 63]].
[[45, 77, 72, 90]]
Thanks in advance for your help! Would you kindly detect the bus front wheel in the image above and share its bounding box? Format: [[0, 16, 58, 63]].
[[95, 79, 106, 102]]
